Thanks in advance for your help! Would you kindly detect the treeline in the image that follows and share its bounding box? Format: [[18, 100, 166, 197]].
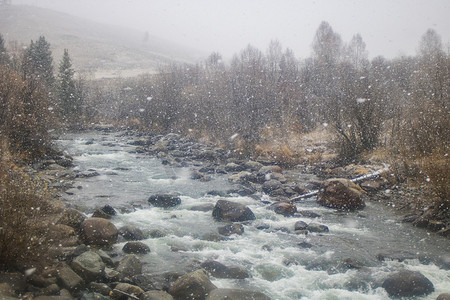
[[91, 22, 448, 162], [0, 34, 83, 160]]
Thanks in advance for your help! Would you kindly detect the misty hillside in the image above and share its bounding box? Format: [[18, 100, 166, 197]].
[[0, 5, 202, 78]]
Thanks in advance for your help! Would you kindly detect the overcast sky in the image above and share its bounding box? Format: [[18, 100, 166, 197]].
[[11, 0, 450, 59]]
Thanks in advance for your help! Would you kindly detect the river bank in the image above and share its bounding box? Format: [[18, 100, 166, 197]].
[[1, 128, 449, 299]]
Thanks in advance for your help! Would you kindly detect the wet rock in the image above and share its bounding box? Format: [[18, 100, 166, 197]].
[[71, 251, 105, 282], [148, 194, 181, 208], [306, 223, 329, 233], [202, 233, 228, 242], [88, 282, 111, 296], [92, 205, 117, 219], [268, 202, 296, 216], [80, 292, 109, 300], [141, 290, 174, 300], [56, 263, 84, 292], [206, 288, 271, 300], [437, 293, 450, 300], [262, 180, 282, 194], [294, 230, 309, 235], [200, 260, 250, 279], [218, 223, 244, 236], [122, 241, 151, 254], [76, 170, 100, 178], [80, 218, 118, 246], [225, 162, 245, 172], [57, 208, 86, 230], [212, 200, 255, 222], [148, 229, 166, 238], [244, 161, 263, 171], [297, 241, 312, 248], [294, 221, 308, 231], [118, 225, 145, 241], [0, 283, 16, 299], [168, 269, 217, 300], [318, 178, 365, 210], [265, 172, 287, 183], [111, 283, 144, 299], [116, 255, 142, 278], [382, 270, 434, 297], [228, 171, 253, 184]]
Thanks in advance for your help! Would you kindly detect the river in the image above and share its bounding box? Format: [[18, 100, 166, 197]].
[[55, 130, 450, 300]]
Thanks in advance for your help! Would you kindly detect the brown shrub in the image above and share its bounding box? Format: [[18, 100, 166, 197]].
[[0, 145, 56, 271]]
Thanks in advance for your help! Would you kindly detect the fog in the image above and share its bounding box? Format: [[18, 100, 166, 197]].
[[11, 0, 450, 59]]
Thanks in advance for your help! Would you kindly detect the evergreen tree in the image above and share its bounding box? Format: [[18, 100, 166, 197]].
[[23, 36, 54, 86], [0, 34, 10, 66], [57, 49, 80, 123]]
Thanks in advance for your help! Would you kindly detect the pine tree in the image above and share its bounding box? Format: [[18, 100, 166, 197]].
[[57, 49, 80, 124], [0, 34, 10, 66], [23, 36, 54, 86]]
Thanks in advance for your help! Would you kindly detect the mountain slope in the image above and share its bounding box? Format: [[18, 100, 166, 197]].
[[0, 5, 203, 78]]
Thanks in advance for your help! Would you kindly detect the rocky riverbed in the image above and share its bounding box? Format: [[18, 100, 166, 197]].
[[1, 129, 449, 300]]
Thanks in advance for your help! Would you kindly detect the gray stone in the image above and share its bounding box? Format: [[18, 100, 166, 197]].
[[56, 263, 84, 292], [224, 162, 245, 172], [218, 224, 244, 236], [80, 292, 110, 300], [212, 200, 255, 222], [206, 288, 271, 300], [382, 270, 434, 297], [116, 255, 142, 278], [258, 165, 282, 175], [244, 161, 263, 171], [88, 282, 111, 296], [148, 194, 181, 208], [168, 269, 216, 300], [437, 293, 450, 300], [306, 223, 329, 233], [71, 251, 105, 282], [228, 171, 253, 184], [122, 241, 151, 254], [141, 290, 174, 300], [294, 221, 308, 231], [111, 283, 144, 299], [262, 180, 282, 194], [80, 218, 118, 246]]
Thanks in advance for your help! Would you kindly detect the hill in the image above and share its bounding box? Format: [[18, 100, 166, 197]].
[[0, 5, 203, 78]]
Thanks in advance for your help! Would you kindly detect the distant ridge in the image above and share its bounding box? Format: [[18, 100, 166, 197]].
[[0, 5, 203, 78]]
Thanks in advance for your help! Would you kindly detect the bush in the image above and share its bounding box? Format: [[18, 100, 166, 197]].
[[0, 146, 56, 271]]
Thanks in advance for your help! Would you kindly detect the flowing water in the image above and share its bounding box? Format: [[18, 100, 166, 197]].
[[56, 131, 450, 300]]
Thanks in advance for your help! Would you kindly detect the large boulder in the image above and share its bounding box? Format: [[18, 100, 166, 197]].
[[382, 270, 434, 297], [168, 269, 217, 300], [71, 251, 105, 282], [206, 288, 271, 300], [92, 205, 117, 219], [116, 254, 142, 278], [317, 178, 365, 210], [148, 194, 181, 208], [118, 225, 145, 241], [122, 241, 151, 254], [212, 200, 255, 222], [80, 217, 118, 246]]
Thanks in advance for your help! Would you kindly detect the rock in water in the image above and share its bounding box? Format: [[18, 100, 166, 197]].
[[148, 194, 181, 208], [80, 217, 118, 246], [212, 200, 256, 222], [317, 178, 365, 210], [382, 270, 434, 297], [206, 288, 271, 300], [122, 241, 151, 254], [168, 269, 216, 300]]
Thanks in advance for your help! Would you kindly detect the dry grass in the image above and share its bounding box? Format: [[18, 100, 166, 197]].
[[0, 145, 57, 271]]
